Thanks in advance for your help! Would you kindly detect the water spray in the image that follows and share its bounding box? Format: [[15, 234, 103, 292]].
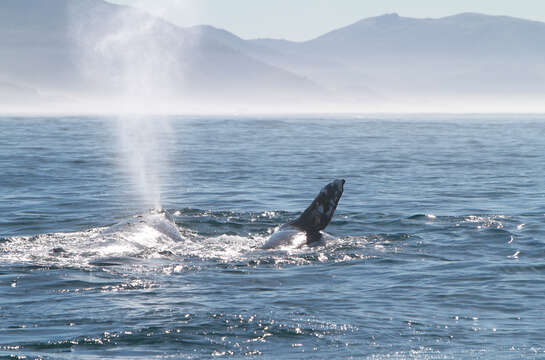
[[71, 0, 201, 210]]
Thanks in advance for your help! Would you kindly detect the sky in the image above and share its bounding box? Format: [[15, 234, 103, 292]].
[[107, 0, 545, 41]]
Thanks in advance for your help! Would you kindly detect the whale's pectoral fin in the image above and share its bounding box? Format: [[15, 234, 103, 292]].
[[305, 231, 323, 244], [288, 179, 345, 245]]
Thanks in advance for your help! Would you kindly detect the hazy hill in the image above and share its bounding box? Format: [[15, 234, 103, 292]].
[[250, 13, 545, 98], [1, 0, 544, 112], [0, 0, 322, 110]]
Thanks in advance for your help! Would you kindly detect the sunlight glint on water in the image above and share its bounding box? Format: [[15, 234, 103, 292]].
[[1, 117, 545, 359]]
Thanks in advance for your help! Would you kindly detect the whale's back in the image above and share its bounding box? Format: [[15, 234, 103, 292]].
[[262, 228, 307, 249]]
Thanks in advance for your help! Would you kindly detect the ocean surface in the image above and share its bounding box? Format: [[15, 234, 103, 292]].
[[1, 115, 545, 359]]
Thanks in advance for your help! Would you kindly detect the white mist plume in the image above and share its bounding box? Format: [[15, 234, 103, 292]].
[[71, 0, 201, 209]]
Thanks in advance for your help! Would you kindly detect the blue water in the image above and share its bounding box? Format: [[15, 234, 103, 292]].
[[1, 116, 545, 359]]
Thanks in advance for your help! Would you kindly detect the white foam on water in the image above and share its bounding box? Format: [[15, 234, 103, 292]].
[[0, 210, 380, 271]]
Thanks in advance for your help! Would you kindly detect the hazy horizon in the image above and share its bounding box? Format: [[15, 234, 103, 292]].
[[1, 0, 545, 114]]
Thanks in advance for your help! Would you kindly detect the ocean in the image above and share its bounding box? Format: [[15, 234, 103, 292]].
[[1, 115, 545, 359]]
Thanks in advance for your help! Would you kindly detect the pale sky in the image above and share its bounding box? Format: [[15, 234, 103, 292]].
[[107, 0, 545, 41]]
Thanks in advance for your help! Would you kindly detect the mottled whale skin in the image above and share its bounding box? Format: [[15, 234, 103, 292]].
[[263, 179, 345, 249]]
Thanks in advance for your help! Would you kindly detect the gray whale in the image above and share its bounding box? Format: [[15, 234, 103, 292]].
[[103, 208, 184, 243], [262, 179, 345, 249]]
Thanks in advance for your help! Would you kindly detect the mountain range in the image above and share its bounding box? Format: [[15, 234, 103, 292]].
[[1, 0, 544, 113]]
